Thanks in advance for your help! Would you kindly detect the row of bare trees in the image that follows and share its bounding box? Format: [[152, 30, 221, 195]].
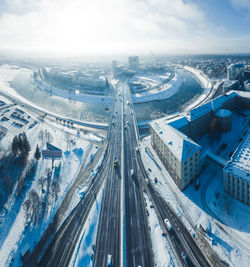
[[23, 169, 61, 226]]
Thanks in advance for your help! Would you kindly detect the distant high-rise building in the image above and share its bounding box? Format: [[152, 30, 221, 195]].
[[129, 56, 139, 71], [244, 80, 250, 92], [227, 63, 245, 80], [112, 60, 118, 74]]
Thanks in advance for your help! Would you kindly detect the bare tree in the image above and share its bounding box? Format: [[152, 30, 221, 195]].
[[29, 190, 40, 225], [45, 130, 53, 143], [38, 130, 44, 144], [38, 176, 47, 193], [23, 199, 32, 221], [52, 182, 60, 201], [3, 176, 14, 195]]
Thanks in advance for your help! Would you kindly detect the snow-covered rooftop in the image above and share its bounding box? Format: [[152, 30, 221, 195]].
[[211, 95, 231, 111], [167, 116, 189, 129], [151, 121, 200, 161], [186, 101, 212, 121], [215, 109, 232, 118], [228, 63, 245, 69], [224, 131, 250, 180], [224, 91, 240, 98], [233, 90, 250, 99]]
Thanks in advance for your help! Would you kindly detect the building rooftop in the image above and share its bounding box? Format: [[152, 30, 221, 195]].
[[233, 90, 250, 100], [224, 131, 250, 181], [228, 63, 245, 69], [215, 109, 232, 118], [151, 121, 201, 161], [211, 95, 229, 111], [167, 116, 189, 129], [225, 91, 239, 99], [186, 101, 212, 121]]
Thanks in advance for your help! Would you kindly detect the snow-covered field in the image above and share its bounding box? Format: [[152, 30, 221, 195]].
[[72, 186, 104, 267], [132, 70, 183, 103], [0, 101, 99, 266], [139, 137, 250, 266]]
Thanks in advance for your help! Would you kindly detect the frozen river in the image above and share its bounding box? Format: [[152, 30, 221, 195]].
[[10, 68, 203, 123]]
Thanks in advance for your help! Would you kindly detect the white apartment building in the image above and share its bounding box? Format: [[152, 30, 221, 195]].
[[223, 132, 250, 205], [78, 76, 106, 88], [150, 122, 201, 190]]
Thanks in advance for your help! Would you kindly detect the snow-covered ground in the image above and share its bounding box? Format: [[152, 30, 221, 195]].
[[32, 76, 113, 104], [144, 193, 177, 267], [132, 70, 183, 104], [0, 102, 99, 266], [72, 186, 104, 267], [139, 137, 250, 266]]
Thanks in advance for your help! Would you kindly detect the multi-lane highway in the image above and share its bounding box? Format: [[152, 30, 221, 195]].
[[123, 83, 154, 267], [93, 85, 123, 267], [93, 81, 154, 267], [23, 78, 212, 267]]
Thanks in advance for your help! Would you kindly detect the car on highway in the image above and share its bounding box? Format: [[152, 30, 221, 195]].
[[107, 254, 112, 266], [164, 218, 172, 231], [126, 100, 130, 105], [181, 251, 188, 265], [113, 158, 118, 168], [130, 169, 135, 177]]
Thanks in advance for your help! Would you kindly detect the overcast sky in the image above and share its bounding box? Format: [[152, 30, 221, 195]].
[[0, 0, 249, 56]]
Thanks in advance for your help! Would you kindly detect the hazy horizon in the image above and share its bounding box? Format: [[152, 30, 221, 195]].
[[0, 0, 249, 56]]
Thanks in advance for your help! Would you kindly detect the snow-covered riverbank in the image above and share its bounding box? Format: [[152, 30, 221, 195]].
[[132, 70, 183, 103], [184, 65, 212, 91]]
